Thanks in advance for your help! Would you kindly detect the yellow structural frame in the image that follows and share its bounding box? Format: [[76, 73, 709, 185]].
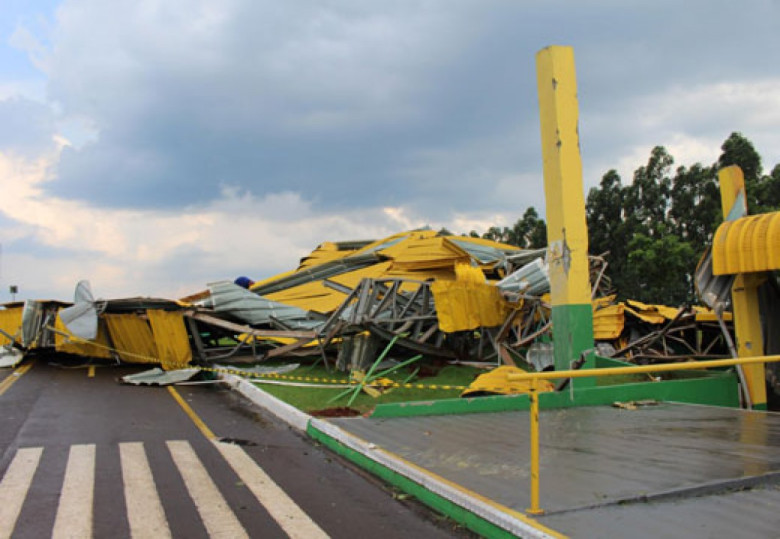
[[718, 166, 767, 409]]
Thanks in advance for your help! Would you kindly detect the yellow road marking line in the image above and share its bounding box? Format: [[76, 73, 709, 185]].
[[167, 386, 216, 440], [87, 365, 95, 378], [167, 440, 248, 539], [0, 447, 43, 539], [0, 363, 33, 397], [52, 444, 95, 539], [214, 440, 329, 539], [120, 442, 172, 539]]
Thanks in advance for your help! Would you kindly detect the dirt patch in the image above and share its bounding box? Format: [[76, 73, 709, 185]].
[[309, 407, 363, 418]]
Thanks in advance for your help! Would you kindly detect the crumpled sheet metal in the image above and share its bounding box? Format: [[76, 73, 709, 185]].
[[432, 279, 509, 333], [461, 365, 555, 396], [0, 347, 24, 368], [54, 311, 113, 359], [497, 257, 550, 296], [208, 281, 310, 326], [120, 367, 200, 386], [58, 280, 99, 340], [147, 309, 192, 369]]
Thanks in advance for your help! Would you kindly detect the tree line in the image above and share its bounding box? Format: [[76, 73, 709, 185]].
[[466, 132, 780, 306]]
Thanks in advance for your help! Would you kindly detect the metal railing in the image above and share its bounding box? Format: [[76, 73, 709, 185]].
[[507, 354, 780, 515]]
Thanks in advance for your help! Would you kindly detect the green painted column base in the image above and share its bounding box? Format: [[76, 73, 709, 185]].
[[551, 303, 595, 388]]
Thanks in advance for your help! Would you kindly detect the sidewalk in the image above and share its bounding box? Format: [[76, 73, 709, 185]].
[[225, 375, 780, 538]]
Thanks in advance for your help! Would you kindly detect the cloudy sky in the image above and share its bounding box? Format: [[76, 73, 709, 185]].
[[1, 0, 779, 302]]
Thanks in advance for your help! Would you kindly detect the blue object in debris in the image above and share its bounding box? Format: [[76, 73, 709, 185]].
[[234, 276, 254, 289]]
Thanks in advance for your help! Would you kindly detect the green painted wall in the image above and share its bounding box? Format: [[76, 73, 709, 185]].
[[370, 372, 739, 418]]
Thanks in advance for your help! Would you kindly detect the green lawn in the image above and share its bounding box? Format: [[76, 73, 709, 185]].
[[246, 362, 486, 415]]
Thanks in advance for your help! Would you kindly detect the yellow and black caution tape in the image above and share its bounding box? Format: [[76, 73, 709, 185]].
[[197, 365, 470, 391], [49, 327, 534, 394]]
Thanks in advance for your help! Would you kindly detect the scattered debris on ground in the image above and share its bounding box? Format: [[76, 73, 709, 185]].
[[0, 228, 734, 401]]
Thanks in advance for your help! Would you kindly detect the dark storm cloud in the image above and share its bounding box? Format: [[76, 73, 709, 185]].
[[11, 0, 780, 216]]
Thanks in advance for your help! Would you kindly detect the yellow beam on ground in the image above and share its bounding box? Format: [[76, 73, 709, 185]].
[[718, 166, 767, 409]]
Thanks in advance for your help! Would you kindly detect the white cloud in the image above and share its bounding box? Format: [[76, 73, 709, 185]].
[[0, 145, 414, 301], [3, 1, 780, 303], [584, 78, 780, 184]]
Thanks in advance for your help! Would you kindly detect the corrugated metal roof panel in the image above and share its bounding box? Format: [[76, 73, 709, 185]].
[[209, 281, 309, 325], [593, 303, 624, 340], [147, 309, 192, 370], [104, 313, 159, 365], [378, 236, 470, 270], [713, 211, 780, 275], [0, 306, 23, 347]]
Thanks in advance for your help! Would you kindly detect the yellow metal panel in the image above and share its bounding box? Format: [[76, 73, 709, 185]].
[[378, 236, 471, 270], [692, 306, 732, 322], [104, 314, 159, 365], [454, 262, 486, 284], [445, 235, 521, 252], [461, 366, 554, 396], [351, 230, 435, 256], [266, 260, 460, 314], [54, 311, 112, 359], [623, 300, 666, 325], [719, 165, 746, 221], [592, 304, 624, 340], [536, 46, 592, 307], [297, 242, 356, 269], [431, 280, 509, 333], [147, 309, 192, 370], [713, 212, 780, 275], [0, 307, 23, 346], [266, 261, 394, 312]]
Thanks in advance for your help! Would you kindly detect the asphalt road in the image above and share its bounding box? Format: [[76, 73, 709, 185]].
[[0, 358, 470, 538]]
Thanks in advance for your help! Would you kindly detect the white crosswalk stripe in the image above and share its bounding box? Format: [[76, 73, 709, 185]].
[[120, 442, 172, 539], [167, 440, 249, 539], [0, 446, 42, 539], [53, 443, 95, 539], [214, 440, 329, 539], [0, 440, 327, 538]]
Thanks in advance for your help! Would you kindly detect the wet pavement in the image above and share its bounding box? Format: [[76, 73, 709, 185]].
[[327, 403, 780, 537], [0, 360, 471, 538]]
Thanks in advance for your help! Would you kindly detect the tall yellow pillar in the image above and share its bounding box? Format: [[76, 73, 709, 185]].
[[718, 165, 767, 409], [536, 46, 595, 380]]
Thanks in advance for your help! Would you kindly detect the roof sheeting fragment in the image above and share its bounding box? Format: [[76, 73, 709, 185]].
[[713, 211, 780, 275], [147, 309, 192, 370], [209, 281, 310, 325]]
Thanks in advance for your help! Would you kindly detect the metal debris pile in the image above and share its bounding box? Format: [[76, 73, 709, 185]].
[[0, 229, 733, 376]]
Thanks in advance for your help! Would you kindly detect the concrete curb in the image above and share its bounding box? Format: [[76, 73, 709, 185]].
[[309, 418, 558, 539], [222, 373, 559, 538], [222, 374, 311, 432]]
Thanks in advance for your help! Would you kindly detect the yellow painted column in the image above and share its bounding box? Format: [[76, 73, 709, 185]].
[[718, 165, 767, 409], [536, 46, 595, 378]]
